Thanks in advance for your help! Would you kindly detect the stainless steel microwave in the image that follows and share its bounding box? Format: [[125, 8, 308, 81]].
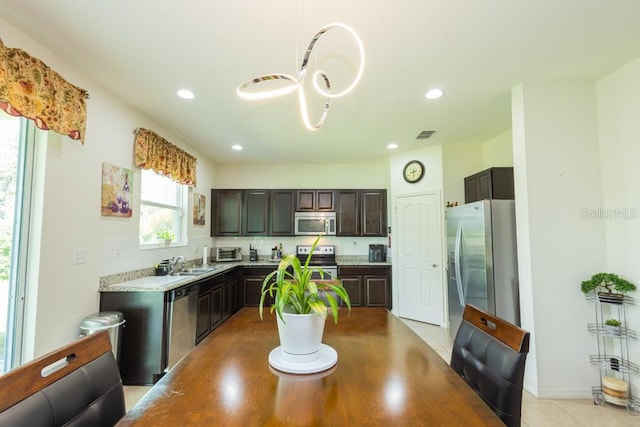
[[294, 212, 336, 236]]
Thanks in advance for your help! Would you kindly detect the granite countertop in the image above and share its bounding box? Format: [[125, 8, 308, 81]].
[[100, 258, 392, 293]]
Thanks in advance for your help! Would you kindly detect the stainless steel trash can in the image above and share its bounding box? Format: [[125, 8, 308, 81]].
[[79, 311, 125, 363]]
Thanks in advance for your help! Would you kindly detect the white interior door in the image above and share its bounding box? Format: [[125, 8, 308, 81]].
[[395, 192, 444, 324]]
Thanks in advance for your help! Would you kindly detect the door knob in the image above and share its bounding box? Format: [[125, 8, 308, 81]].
[[432, 264, 437, 268]]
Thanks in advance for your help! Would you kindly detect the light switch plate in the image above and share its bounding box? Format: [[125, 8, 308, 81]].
[[73, 249, 88, 264]]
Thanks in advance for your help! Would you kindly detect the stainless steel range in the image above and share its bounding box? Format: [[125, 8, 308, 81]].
[[296, 244, 338, 279]]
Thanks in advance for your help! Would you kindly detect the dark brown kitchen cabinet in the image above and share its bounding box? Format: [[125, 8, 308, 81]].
[[336, 189, 387, 237], [464, 167, 514, 203], [296, 190, 335, 211], [270, 190, 295, 236], [340, 275, 362, 306], [196, 291, 211, 343], [243, 267, 275, 306], [209, 286, 223, 329], [336, 190, 359, 236], [211, 190, 242, 236], [243, 190, 269, 235], [362, 190, 387, 237], [338, 265, 391, 308]]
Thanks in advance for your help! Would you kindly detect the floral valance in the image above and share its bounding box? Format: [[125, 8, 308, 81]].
[[0, 38, 89, 143], [134, 128, 197, 186]]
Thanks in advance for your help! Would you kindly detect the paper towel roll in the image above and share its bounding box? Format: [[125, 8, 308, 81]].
[[203, 245, 208, 266]]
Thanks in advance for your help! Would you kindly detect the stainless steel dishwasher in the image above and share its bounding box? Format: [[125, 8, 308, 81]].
[[166, 283, 199, 370]]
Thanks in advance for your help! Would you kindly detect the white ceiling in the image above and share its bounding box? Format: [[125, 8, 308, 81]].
[[2, 1, 640, 164]]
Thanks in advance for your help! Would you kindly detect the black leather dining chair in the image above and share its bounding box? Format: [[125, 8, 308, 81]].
[[0, 330, 125, 427], [451, 304, 530, 427]]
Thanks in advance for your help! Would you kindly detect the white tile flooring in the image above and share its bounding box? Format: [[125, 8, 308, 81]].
[[123, 317, 639, 426]]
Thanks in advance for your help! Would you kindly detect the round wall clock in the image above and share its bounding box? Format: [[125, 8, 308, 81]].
[[402, 160, 425, 183]]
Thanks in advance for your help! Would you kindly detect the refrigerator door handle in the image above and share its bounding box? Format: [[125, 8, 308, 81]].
[[454, 220, 465, 307]]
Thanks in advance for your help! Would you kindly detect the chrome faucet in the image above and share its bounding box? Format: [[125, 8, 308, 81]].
[[170, 256, 186, 273]]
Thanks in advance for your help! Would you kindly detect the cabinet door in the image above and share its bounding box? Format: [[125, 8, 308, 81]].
[[196, 291, 211, 343], [223, 279, 238, 319], [243, 190, 269, 235], [296, 190, 315, 211], [316, 190, 335, 211], [365, 275, 390, 308], [211, 190, 242, 236], [340, 276, 362, 307], [210, 286, 223, 329], [244, 276, 266, 306], [477, 171, 492, 200], [464, 175, 479, 203], [270, 190, 295, 236], [362, 190, 387, 237], [336, 190, 359, 236]]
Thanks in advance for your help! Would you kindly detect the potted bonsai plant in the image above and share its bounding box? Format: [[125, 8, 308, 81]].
[[580, 272, 636, 304], [155, 228, 175, 247], [604, 318, 622, 336], [259, 235, 351, 364]]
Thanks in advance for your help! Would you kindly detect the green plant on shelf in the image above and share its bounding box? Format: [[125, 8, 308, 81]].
[[580, 272, 636, 296], [604, 319, 621, 327]]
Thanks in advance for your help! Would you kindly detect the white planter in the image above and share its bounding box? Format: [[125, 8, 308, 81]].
[[276, 312, 327, 363]]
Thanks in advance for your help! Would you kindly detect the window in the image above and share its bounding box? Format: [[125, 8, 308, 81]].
[[139, 169, 188, 246], [1, 113, 39, 373]]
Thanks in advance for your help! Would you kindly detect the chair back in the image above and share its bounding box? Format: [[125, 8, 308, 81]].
[[0, 330, 125, 427], [450, 304, 530, 427]]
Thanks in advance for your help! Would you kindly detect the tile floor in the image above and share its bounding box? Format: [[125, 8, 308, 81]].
[[123, 317, 639, 426]]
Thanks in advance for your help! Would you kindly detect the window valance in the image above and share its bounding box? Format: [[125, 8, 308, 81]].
[[0, 38, 89, 143], [134, 128, 197, 186]]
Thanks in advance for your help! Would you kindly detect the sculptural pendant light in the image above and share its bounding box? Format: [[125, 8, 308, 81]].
[[237, 22, 365, 131]]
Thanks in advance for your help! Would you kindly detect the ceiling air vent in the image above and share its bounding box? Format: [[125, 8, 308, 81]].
[[416, 130, 436, 140]]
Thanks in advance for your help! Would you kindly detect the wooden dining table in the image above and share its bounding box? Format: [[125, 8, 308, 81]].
[[118, 307, 502, 426]]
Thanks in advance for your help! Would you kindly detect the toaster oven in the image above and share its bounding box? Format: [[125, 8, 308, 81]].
[[215, 247, 243, 262]]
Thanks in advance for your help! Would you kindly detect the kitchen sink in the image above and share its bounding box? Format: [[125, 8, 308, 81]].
[[170, 266, 220, 276], [170, 271, 201, 276]]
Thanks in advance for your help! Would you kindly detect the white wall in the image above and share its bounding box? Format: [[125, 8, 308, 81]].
[[442, 142, 483, 205], [483, 130, 513, 167], [1, 18, 218, 359], [596, 57, 640, 399], [512, 81, 607, 398]]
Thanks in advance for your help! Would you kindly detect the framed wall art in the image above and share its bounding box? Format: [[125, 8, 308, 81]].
[[101, 162, 133, 217], [193, 192, 206, 225]]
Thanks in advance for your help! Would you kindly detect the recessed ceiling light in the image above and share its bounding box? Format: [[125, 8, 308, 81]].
[[177, 89, 195, 99], [425, 88, 444, 99], [232, 144, 243, 151], [387, 143, 398, 150]]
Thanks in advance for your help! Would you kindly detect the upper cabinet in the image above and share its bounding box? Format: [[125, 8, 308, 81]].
[[212, 188, 387, 237], [242, 190, 269, 235], [362, 190, 387, 236], [296, 190, 335, 211], [336, 189, 387, 237], [211, 190, 242, 236], [270, 190, 295, 236], [464, 167, 514, 203]]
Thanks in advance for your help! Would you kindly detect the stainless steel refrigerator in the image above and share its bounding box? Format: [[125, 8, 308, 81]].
[[447, 199, 520, 340]]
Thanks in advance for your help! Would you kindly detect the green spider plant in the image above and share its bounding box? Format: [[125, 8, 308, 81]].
[[259, 236, 351, 324]]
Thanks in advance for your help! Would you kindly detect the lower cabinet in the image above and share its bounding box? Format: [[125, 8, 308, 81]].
[[339, 265, 391, 309], [196, 271, 239, 344], [243, 266, 274, 307]]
